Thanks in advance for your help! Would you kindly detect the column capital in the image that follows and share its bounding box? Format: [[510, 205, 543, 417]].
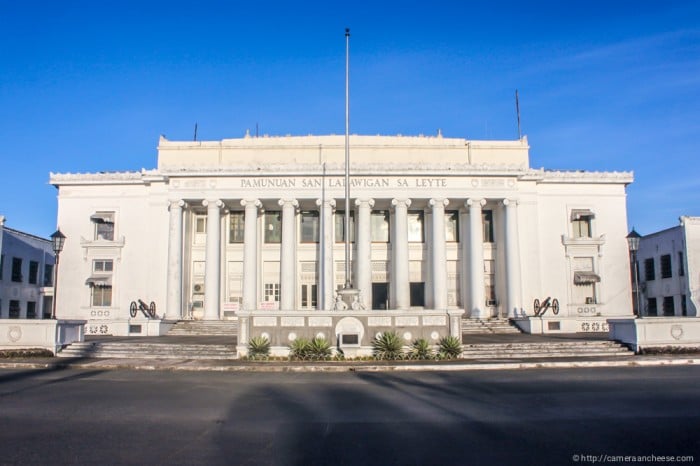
[[502, 198, 519, 207], [240, 199, 262, 208], [315, 198, 337, 208], [202, 199, 224, 209], [429, 198, 450, 208], [355, 198, 375, 208], [466, 198, 486, 208], [391, 198, 412, 208], [278, 198, 299, 208], [169, 199, 187, 210]]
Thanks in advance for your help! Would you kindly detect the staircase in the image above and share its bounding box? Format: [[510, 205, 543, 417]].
[[167, 319, 238, 336], [57, 341, 238, 360], [460, 340, 633, 360], [462, 318, 521, 334]]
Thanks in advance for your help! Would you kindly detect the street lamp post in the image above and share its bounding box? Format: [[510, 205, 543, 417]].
[[50, 229, 66, 320], [626, 229, 642, 319]]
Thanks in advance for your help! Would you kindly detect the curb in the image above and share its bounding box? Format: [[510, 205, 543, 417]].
[[1, 357, 699, 373]]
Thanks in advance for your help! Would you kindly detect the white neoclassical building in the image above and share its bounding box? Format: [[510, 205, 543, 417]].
[[50, 134, 634, 336]]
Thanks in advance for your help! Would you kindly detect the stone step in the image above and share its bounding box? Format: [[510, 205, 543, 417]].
[[58, 342, 238, 360], [458, 341, 634, 359], [167, 320, 238, 336], [462, 341, 624, 349], [460, 351, 633, 360]]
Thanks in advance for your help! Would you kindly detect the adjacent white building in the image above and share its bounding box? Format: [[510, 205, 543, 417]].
[[49, 134, 634, 336], [0, 216, 55, 319], [635, 216, 700, 317]]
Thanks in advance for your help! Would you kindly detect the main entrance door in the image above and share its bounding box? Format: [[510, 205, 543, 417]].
[[372, 283, 389, 310]]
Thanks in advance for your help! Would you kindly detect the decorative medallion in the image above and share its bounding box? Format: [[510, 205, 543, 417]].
[[671, 325, 683, 340], [7, 326, 22, 342], [288, 332, 297, 341], [403, 332, 412, 342]]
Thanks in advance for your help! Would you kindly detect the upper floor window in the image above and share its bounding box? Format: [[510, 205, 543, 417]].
[[371, 210, 390, 242], [264, 211, 282, 243], [195, 215, 207, 234], [300, 211, 320, 243], [93, 259, 114, 273], [11, 257, 22, 282], [28, 261, 39, 285], [91, 212, 115, 241], [571, 209, 594, 238], [407, 211, 424, 243], [482, 210, 494, 243], [335, 211, 355, 243], [644, 258, 655, 281], [44, 264, 54, 286], [446, 210, 459, 242], [229, 211, 245, 244], [679, 252, 685, 277], [660, 254, 672, 279]]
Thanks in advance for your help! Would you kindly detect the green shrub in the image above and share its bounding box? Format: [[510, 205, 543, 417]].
[[371, 331, 404, 360], [437, 335, 463, 359], [289, 337, 311, 360], [308, 336, 332, 360], [248, 335, 271, 359], [409, 338, 434, 360]]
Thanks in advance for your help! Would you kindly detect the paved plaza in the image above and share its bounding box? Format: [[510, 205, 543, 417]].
[[0, 366, 698, 465]]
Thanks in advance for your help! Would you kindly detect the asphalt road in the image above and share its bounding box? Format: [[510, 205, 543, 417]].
[[0, 366, 698, 465]]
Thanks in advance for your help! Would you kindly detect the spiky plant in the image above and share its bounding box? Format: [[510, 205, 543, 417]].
[[288, 337, 311, 360], [409, 338, 434, 360], [248, 335, 271, 359], [437, 335, 463, 359], [371, 331, 404, 360], [308, 336, 332, 360]]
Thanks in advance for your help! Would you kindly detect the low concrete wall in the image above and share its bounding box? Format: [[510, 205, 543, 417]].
[[513, 316, 614, 334], [0, 320, 86, 354], [83, 318, 174, 337], [236, 309, 464, 357], [608, 317, 700, 352]]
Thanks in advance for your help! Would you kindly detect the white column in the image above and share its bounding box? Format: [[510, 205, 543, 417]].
[[165, 200, 185, 320], [317, 198, 336, 310], [503, 199, 523, 318], [203, 199, 223, 320], [355, 198, 374, 309], [467, 198, 486, 319], [241, 199, 261, 311], [279, 198, 298, 311], [430, 198, 449, 310], [391, 198, 411, 310]]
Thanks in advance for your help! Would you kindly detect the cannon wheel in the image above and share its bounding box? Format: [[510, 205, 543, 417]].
[[533, 298, 541, 316], [129, 301, 137, 318], [149, 301, 156, 318], [552, 298, 560, 315]]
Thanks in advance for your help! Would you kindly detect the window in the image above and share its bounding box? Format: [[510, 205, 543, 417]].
[[229, 212, 245, 243], [26, 301, 36, 319], [371, 210, 390, 242], [92, 212, 115, 241], [92, 286, 112, 307], [301, 284, 318, 309], [571, 209, 594, 238], [264, 283, 280, 302], [682, 295, 687, 316], [484, 260, 496, 305], [647, 297, 658, 316], [660, 254, 672, 279], [445, 210, 459, 242], [195, 215, 207, 234], [9, 300, 20, 318], [0, 254, 3, 280], [679, 252, 685, 277], [264, 211, 282, 243], [334, 211, 355, 243], [407, 211, 424, 243], [644, 258, 655, 281], [44, 264, 54, 286], [28, 261, 39, 285], [42, 296, 53, 319], [11, 257, 22, 282], [300, 211, 320, 243], [663, 296, 675, 316], [482, 210, 494, 243], [93, 260, 113, 273]]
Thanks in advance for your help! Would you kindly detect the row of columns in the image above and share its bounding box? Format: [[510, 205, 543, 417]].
[[164, 197, 523, 320]]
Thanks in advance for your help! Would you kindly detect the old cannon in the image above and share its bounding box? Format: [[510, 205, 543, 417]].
[[130, 299, 156, 318], [533, 297, 559, 317]]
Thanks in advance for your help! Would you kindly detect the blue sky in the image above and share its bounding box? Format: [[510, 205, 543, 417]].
[[1, 0, 698, 237]]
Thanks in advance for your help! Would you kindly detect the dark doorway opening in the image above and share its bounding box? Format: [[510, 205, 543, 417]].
[[410, 282, 425, 307], [372, 283, 389, 310]]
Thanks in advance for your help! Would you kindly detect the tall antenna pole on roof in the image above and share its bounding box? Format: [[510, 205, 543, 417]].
[[515, 90, 522, 140], [193, 123, 198, 141]]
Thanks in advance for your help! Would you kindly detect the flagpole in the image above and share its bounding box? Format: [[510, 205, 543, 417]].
[[344, 27, 352, 290]]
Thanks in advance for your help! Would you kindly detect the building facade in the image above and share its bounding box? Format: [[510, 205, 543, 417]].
[[635, 216, 700, 317], [0, 216, 55, 319], [50, 134, 634, 335]]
